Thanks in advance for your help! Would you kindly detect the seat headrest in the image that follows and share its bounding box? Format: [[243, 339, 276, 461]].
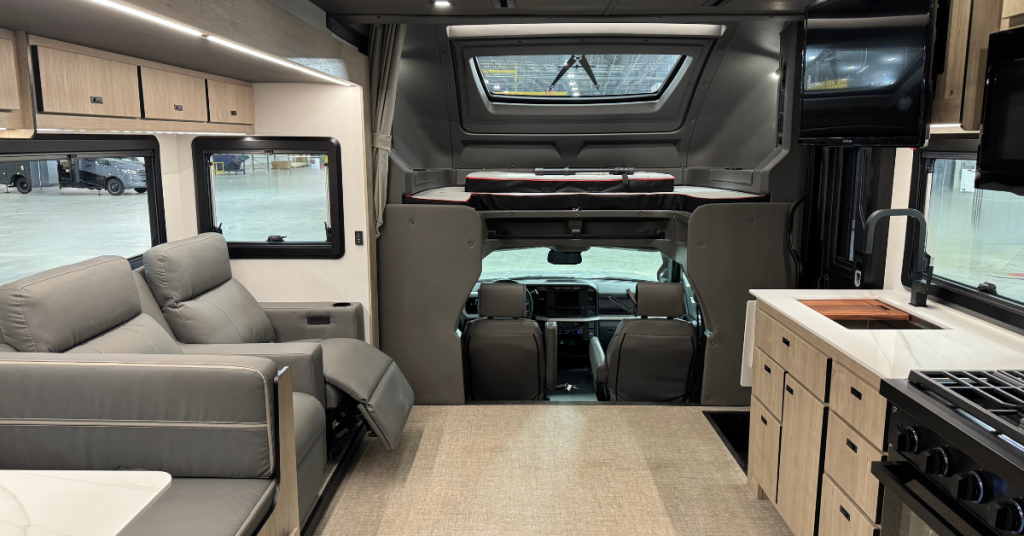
[[144, 233, 233, 308], [635, 282, 685, 318], [478, 283, 528, 319], [0, 256, 142, 352]]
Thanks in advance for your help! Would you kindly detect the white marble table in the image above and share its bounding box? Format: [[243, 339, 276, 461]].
[[0, 470, 171, 536]]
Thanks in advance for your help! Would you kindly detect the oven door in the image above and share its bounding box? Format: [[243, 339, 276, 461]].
[[872, 461, 1000, 536]]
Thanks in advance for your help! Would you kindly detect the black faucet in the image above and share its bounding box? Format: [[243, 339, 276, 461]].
[[863, 208, 933, 307]]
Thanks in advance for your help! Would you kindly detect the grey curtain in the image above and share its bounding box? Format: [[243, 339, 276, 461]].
[[369, 23, 407, 237]]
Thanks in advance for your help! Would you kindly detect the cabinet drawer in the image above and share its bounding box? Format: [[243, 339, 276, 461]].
[[0, 38, 20, 111], [825, 413, 884, 521], [755, 309, 829, 402], [141, 67, 207, 122], [36, 47, 140, 118], [748, 398, 782, 502], [755, 309, 793, 365], [207, 80, 253, 124], [819, 475, 879, 536], [831, 364, 888, 451], [752, 349, 785, 420]]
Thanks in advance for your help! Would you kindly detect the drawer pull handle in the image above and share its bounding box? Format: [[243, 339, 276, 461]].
[[90, 96, 104, 104], [839, 505, 851, 521], [764, 364, 772, 374], [174, 104, 184, 111], [786, 385, 794, 395], [760, 416, 768, 425], [851, 387, 863, 400], [781, 337, 790, 347], [846, 439, 858, 453], [231, 110, 238, 116]]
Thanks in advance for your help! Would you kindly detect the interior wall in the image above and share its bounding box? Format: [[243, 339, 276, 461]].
[[883, 148, 915, 290]]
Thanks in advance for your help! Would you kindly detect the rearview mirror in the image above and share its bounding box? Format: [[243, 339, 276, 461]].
[[547, 250, 582, 265]]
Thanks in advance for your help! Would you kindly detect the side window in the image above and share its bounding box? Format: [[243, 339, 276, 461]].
[[0, 136, 165, 285], [193, 137, 343, 259]]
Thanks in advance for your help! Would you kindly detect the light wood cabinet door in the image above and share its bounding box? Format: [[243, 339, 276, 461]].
[[819, 475, 879, 536], [0, 38, 20, 111], [825, 414, 884, 522], [748, 398, 782, 502], [141, 67, 207, 122], [777, 376, 827, 536], [752, 349, 785, 420], [830, 364, 888, 451], [36, 47, 140, 118], [208, 80, 254, 124]]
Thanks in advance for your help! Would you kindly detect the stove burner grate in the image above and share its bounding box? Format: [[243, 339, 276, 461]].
[[911, 370, 1024, 444]]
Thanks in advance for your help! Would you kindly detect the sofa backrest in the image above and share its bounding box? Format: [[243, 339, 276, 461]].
[[143, 234, 276, 344]]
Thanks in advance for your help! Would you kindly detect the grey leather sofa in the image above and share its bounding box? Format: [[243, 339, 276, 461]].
[[0, 350, 282, 536], [589, 281, 697, 402], [0, 256, 325, 527], [139, 233, 414, 454]]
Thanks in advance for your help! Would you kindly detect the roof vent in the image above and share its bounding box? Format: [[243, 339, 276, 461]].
[[492, 0, 515, 8]]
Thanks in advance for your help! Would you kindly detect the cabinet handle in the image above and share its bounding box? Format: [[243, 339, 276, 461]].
[[760, 416, 768, 425], [90, 96, 103, 104], [839, 505, 851, 521], [786, 385, 794, 395], [174, 104, 184, 111], [763, 364, 772, 374], [851, 387, 863, 400], [846, 439, 858, 453], [231, 110, 238, 116], [781, 337, 790, 347]]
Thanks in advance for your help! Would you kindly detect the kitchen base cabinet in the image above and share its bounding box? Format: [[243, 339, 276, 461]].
[[748, 398, 782, 502], [776, 376, 827, 536], [819, 475, 879, 536]]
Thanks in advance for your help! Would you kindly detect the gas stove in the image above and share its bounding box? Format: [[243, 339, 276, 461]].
[[875, 370, 1024, 536]]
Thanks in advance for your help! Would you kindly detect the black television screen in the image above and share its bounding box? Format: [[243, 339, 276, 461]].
[[977, 28, 1024, 194], [800, 0, 935, 147]]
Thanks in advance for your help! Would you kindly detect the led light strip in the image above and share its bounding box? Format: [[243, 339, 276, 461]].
[[82, 0, 353, 86]]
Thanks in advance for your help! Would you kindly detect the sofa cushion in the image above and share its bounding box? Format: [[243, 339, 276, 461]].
[[144, 233, 234, 307], [119, 478, 275, 536], [0, 256, 142, 352], [67, 314, 182, 355]]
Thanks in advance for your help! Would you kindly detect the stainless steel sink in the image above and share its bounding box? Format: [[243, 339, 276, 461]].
[[835, 317, 942, 330]]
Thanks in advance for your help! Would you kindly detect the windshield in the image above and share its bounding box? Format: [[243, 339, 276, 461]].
[[474, 54, 686, 99], [480, 247, 666, 281]]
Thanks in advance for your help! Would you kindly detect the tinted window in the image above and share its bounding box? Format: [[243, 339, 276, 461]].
[[474, 54, 686, 100], [479, 247, 666, 281]]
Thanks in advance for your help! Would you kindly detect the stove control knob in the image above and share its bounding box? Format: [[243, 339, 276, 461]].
[[954, 471, 987, 504], [994, 500, 1024, 533], [896, 426, 921, 454], [923, 447, 950, 476]]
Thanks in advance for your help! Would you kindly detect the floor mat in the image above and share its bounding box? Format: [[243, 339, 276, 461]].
[[313, 405, 790, 536]]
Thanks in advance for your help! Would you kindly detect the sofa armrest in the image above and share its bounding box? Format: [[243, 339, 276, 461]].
[[179, 342, 325, 408], [0, 352, 278, 479], [260, 302, 363, 342]]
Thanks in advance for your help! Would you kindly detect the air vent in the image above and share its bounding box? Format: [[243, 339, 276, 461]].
[[491, 0, 515, 8]]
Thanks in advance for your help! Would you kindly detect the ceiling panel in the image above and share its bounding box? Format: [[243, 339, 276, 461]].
[[0, 0, 332, 84]]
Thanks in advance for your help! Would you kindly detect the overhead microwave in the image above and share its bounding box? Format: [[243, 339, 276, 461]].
[[978, 28, 1024, 194]]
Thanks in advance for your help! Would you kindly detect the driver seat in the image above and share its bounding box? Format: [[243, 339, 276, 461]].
[[461, 282, 546, 401]]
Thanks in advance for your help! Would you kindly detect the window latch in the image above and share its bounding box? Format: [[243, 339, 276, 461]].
[[267, 235, 286, 243], [324, 222, 332, 241], [212, 223, 223, 234]]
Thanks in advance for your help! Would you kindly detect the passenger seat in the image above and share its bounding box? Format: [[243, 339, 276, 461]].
[[461, 282, 546, 400], [590, 282, 696, 402], [140, 233, 414, 452]]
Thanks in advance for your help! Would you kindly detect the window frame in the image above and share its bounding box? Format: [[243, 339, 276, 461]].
[[192, 136, 344, 260], [903, 133, 1024, 330], [0, 134, 167, 269]]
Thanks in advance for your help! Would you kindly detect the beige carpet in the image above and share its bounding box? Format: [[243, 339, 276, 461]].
[[314, 405, 792, 536]]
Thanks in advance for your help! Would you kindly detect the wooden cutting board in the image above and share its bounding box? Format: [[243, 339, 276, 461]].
[[798, 299, 911, 321]]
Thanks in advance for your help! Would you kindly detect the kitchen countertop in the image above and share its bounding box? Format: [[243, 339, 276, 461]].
[[750, 288, 1024, 383]]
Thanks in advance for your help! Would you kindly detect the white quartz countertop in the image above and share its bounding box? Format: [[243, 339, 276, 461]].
[[0, 470, 171, 536], [749, 288, 1024, 381]]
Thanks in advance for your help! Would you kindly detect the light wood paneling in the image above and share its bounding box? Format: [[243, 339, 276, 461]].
[[964, 0, 1004, 130], [35, 113, 254, 135], [1005, 0, 1024, 18], [208, 80, 254, 124], [752, 348, 785, 420], [933, 0, 974, 124], [755, 309, 796, 369], [777, 375, 827, 536], [0, 38, 20, 111], [830, 364, 888, 451], [36, 47, 140, 118], [819, 475, 879, 536], [748, 398, 782, 502], [757, 307, 829, 402], [825, 414, 884, 522], [256, 368, 301, 536], [754, 309, 779, 357], [141, 67, 208, 122]]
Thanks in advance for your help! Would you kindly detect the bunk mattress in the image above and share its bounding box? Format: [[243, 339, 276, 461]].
[[404, 185, 768, 212], [464, 171, 676, 193]]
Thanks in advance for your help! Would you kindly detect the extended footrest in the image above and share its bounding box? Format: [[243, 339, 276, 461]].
[[320, 338, 415, 452]]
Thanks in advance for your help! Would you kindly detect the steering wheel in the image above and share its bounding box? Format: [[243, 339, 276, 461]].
[[494, 279, 534, 319]]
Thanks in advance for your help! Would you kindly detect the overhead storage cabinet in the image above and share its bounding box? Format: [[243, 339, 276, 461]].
[[140, 67, 208, 122], [207, 80, 254, 124], [0, 37, 20, 111], [36, 46, 141, 118]]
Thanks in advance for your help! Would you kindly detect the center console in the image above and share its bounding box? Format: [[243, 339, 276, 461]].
[[530, 285, 599, 365]]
